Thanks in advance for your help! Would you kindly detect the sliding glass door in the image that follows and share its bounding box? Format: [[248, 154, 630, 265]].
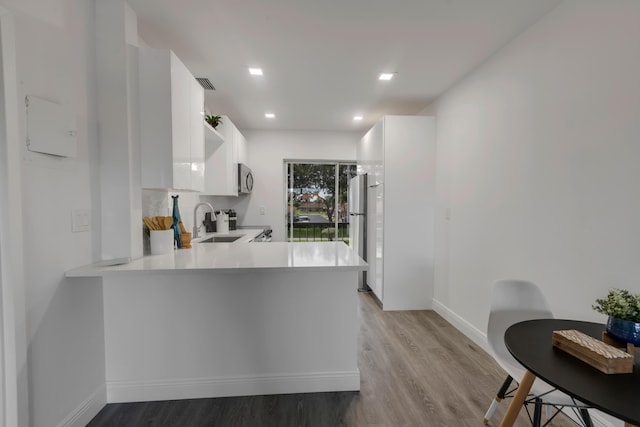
[[285, 161, 356, 242]]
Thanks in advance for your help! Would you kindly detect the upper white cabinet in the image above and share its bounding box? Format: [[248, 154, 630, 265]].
[[138, 48, 204, 191], [190, 76, 205, 192], [203, 115, 247, 196], [357, 118, 384, 185], [357, 115, 436, 311], [235, 126, 248, 166]]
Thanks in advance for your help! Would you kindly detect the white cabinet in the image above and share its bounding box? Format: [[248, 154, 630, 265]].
[[357, 115, 436, 310], [190, 76, 205, 192], [367, 181, 384, 299], [358, 119, 384, 185], [204, 121, 224, 145], [359, 120, 384, 299], [203, 115, 248, 196], [139, 48, 204, 191], [235, 126, 248, 165]]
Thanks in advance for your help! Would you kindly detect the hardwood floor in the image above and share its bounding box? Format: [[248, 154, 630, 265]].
[[87, 292, 575, 426]]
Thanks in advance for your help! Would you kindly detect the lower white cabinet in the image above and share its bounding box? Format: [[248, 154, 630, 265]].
[[139, 48, 204, 191]]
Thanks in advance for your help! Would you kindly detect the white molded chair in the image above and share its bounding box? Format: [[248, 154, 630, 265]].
[[483, 279, 593, 427]]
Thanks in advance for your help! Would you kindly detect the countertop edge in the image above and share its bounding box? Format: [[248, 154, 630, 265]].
[[66, 264, 367, 278], [65, 239, 367, 278]]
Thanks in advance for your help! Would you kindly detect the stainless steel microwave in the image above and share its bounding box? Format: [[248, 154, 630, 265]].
[[238, 163, 253, 194]]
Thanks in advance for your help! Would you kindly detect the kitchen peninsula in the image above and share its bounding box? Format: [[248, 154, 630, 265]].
[[66, 231, 367, 403]]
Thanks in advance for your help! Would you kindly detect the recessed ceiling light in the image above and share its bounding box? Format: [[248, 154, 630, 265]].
[[353, 115, 363, 121], [379, 73, 394, 81], [249, 68, 263, 76], [265, 113, 275, 119]]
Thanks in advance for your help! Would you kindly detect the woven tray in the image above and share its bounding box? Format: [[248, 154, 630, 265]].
[[552, 329, 634, 374]]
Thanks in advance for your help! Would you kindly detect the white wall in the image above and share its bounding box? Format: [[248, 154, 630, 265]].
[[2, 1, 106, 426], [428, 2, 640, 423], [241, 130, 358, 242]]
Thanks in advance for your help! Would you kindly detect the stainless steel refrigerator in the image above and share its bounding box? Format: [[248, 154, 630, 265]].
[[348, 174, 369, 291]]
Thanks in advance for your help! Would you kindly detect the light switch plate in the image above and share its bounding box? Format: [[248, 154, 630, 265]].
[[72, 209, 91, 232]]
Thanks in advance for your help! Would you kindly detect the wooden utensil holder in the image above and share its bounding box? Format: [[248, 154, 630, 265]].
[[180, 232, 192, 248]]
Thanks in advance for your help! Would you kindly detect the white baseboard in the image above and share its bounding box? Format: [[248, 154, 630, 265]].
[[432, 299, 620, 427], [56, 384, 107, 427], [432, 298, 490, 353], [107, 370, 361, 403]]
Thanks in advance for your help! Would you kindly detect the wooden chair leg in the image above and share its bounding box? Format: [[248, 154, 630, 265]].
[[499, 370, 536, 427]]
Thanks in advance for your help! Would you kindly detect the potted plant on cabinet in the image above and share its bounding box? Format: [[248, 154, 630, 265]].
[[205, 114, 222, 129]]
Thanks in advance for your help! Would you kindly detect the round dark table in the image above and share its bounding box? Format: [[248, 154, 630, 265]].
[[502, 319, 640, 426]]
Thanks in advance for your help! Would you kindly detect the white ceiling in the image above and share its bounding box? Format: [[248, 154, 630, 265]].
[[128, 0, 561, 133]]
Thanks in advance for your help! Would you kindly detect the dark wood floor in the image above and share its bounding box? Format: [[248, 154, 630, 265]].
[[87, 292, 574, 426]]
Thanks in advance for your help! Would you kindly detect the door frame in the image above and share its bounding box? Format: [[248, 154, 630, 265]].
[[0, 8, 25, 427]]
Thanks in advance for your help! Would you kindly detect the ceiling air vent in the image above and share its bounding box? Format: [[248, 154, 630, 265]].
[[196, 78, 216, 91]]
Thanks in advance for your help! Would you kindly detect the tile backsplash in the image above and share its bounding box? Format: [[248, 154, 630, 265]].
[[142, 189, 202, 232], [142, 189, 171, 218], [142, 189, 244, 254]]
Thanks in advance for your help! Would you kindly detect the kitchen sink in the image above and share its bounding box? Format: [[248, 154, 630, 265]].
[[197, 235, 244, 243]]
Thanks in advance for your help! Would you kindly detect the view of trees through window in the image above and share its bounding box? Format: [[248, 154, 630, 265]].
[[286, 162, 357, 242]]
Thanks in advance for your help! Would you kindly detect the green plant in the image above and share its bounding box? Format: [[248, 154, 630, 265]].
[[592, 288, 640, 322], [205, 114, 222, 128]]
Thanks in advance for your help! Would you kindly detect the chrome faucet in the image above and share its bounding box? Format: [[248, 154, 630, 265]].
[[193, 202, 215, 239]]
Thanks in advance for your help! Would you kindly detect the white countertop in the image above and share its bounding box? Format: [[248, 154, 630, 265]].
[[66, 229, 367, 277]]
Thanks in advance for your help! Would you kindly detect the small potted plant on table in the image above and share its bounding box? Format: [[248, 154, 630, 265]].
[[593, 288, 640, 346]]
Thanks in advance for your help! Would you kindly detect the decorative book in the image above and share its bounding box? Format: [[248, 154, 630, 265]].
[[552, 329, 634, 374]]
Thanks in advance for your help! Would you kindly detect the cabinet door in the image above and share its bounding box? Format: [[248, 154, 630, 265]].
[[366, 183, 384, 300], [382, 115, 435, 310], [370, 119, 384, 185], [357, 118, 383, 184], [236, 127, 247, 165], [170, 53, 192, 190], [224, 118, 238, 195], [203, 116, 240, 196], [190, 77, 204, 192], [374, 183, 384, 301], [203, 129, 228, 195], [228, 125, 240, 194], [139, 49, 174, 189], [139, 48, 204, 191], [357, 126, 373, 177]]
